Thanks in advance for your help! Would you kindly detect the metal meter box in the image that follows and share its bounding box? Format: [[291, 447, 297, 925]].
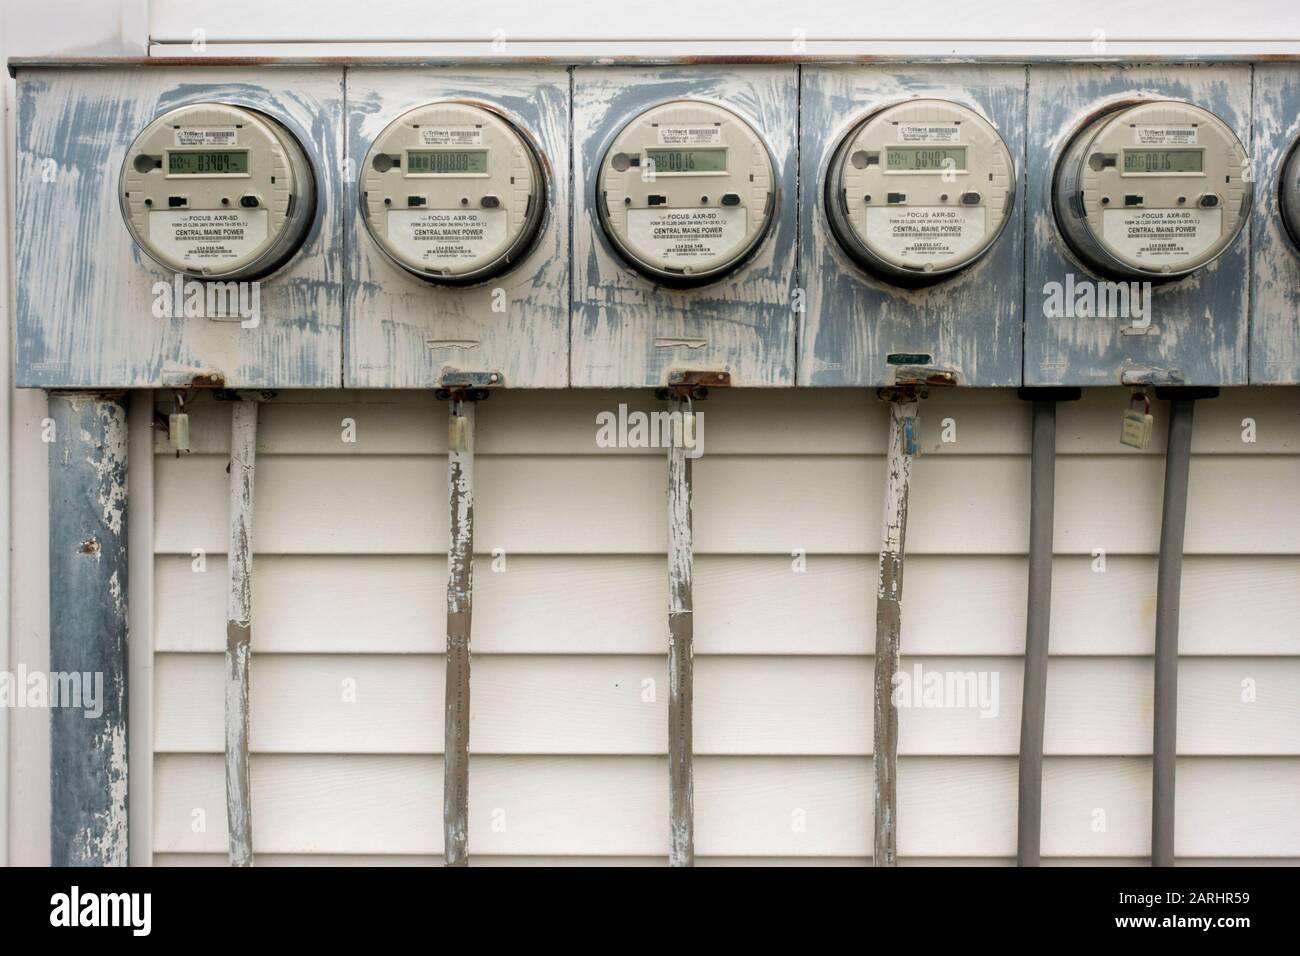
[[346, 67, 570, 388], [799, 65, 1026, 387], [571, 66, 798, 387], [13, 65, 344, 389], [1024, 64, 1254, 388], [1250, 63, 1300, 384]]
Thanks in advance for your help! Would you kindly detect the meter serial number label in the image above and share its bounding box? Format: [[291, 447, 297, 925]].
[[656, 125, 723, 146], [387, 209, 508, 264], [864, 206, 988, 263], [1102, 208, 1223, 262], [418, 127, 485, 147], [1134, 125, 1199, 146], [625, 207, 748, 266], [896, 124, 962, 145], [173, 127, 239, 147], [148, 210, 269, 263]]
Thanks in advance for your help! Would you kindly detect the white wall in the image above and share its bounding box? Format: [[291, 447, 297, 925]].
[[145, 388, 1300, 863]]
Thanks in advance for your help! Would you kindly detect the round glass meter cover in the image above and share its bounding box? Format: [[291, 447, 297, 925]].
[[119, 102, 316, 280], [825, 98, 1016, 282], [596, 99, 777, 284], [1052, 100, 1252, 280], [360, 102, 548, 284]]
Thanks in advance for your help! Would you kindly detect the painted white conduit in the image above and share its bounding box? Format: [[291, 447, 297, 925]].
[[444, 397, 475, 867], [873, 396, 918, 867], [226, 398, 257, 867], [666, 391, 695, 868]]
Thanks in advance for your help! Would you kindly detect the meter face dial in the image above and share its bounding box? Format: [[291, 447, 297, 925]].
[[1281, 137, 1300, 254], [361, 102, 547, 284], [825, 99, 1015, 281], [120, 103, 316, 280], [1052, 100, 1252, 279], [596, 99, 776, 284]]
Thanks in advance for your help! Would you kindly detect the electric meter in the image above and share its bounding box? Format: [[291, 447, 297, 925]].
[[120, 103, 315, 280], [1053, 100, 1251, 279], [360, 102, 547, 284], [596, 99, 776, 284], [1281, 136, 1300, 253], [825, 99, 1015, 281]]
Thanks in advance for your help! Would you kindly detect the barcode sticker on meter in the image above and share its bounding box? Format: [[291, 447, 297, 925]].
[[656, 125, 723, 146], [418, 127, 485, 147], [897, 124, 962, 144], [173, 127, 238, 147], [1134, 126, 1199, 145], [387, 209, 508, 264]]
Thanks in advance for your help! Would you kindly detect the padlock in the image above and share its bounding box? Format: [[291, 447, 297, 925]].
[[1120, 391, 1153, 449], [168, 412, 190, 453], [448, 415, 469, 453]]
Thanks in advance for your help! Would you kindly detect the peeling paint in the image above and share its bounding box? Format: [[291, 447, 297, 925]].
[[800, 65, 1026, 387], [226, 400, 257, 866], [873, 398, 916, 867], [666, 393, 694, 867], [1024, 64, 1252, 386], [445, 399, 475, 866], [48, 393, 129, 867], [572, 67, 798, 388]]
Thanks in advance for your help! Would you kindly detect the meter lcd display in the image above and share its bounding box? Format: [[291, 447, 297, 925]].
[[885, 147, 967, 172], [1122, 149, 1205, 174], [407, 149, 489, 175], [644, 148, 728, 174], [167, 151, 249, 175]]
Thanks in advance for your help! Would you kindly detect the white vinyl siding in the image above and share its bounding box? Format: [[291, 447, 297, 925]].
[[149, 387, 1300, 864]]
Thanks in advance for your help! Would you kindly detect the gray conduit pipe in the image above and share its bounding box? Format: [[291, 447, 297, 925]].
[[1151, 387, 1216, 867], [226, 396, 258, 867], [1015, 387, 1079, 867]]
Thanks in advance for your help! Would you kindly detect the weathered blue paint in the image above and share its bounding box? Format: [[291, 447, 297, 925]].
[[571, 66, 799, 387], [344, 68, 571, 388], [48, 393, 129, 867], [1250, 63, 1300, 384], [1024, 64, 1253, 387], [799, 65, 1026, 387], [14, 68, 345, 389]]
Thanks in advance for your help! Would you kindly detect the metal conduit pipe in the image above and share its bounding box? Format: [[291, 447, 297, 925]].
[[225, 396, 258, 867], [443, 393, 476, 867], [1151, 387, 1216, 867], [48, 392, 130, 867], [872, 389, 922, 867], [1015, 387, 1080, 867]]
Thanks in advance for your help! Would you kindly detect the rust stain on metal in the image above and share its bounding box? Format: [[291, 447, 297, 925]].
[[667, 369, 732, 388], [188, 373, 227, 389], [444, 398, 475, 867], [78, 538, 100, 556]]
